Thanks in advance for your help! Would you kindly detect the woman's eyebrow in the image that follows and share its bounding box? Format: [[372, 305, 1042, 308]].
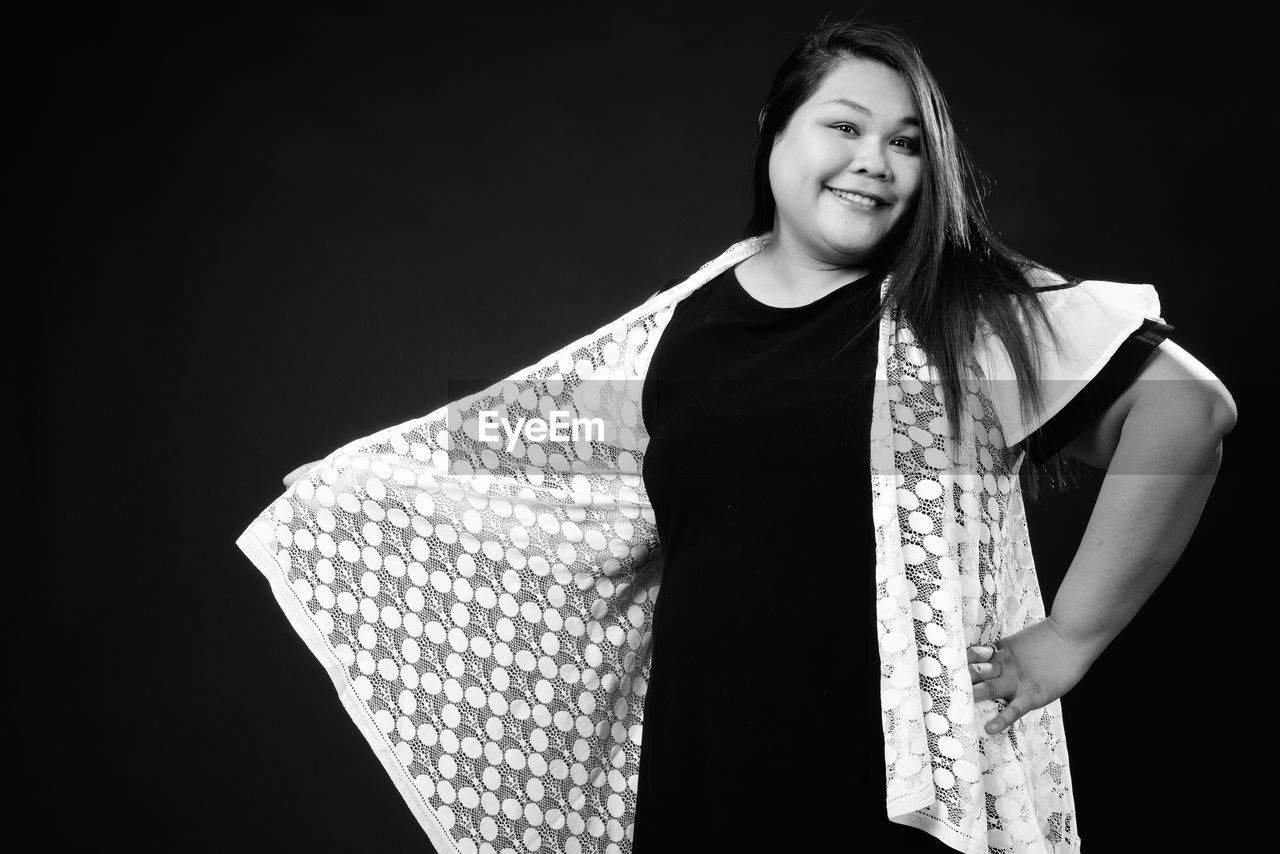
[[822, 97, 920, 128]]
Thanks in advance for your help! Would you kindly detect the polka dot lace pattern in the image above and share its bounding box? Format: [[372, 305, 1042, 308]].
[[238, 233, 1082, 853], [869, 316, 1080, 853], [245, 302, 671, 854]]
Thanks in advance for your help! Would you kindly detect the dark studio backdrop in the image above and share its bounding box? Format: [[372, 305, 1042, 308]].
[[34, 3, 1269, 850]]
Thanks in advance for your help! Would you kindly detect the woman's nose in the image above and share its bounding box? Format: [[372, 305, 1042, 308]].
[[848, 141, 889, 179]]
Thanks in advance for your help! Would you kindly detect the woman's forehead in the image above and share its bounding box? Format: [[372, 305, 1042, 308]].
[[807, 59, 919, 122]]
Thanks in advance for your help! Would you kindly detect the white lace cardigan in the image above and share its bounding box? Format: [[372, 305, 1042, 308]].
[[235, 230, 1165, 853]]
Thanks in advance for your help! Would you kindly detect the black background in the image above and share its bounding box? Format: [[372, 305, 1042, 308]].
[[34, 3, 1268, 850]]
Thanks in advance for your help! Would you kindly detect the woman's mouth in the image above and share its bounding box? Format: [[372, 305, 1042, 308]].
[[826, 187, 888, 211]]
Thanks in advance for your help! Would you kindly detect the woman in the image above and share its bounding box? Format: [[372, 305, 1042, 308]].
[[249, 19, 1235, 854]]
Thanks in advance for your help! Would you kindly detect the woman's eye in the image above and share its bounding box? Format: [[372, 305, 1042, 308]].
[[834, 124, 919, 152]]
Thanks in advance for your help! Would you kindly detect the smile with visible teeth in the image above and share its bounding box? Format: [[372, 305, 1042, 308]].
[[827, 187, 885, 209]]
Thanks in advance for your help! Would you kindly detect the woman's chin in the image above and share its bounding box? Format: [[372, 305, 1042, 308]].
[[822, 228, 887, 258]]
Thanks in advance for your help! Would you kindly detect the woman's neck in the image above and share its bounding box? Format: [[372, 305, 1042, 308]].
[[735, 243, 877, 309]]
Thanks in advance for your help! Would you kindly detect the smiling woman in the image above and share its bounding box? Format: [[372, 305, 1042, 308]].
[[735, 60, 923, 309], [239, 16, 1234, 854], [752, 61, 923, 293]]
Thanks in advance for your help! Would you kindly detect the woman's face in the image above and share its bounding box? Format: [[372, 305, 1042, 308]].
[[768, 58, 924, 266]]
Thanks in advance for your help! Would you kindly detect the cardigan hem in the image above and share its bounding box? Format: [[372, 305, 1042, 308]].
[[235, 519, 462, 854], [889, 811, 989, 854]]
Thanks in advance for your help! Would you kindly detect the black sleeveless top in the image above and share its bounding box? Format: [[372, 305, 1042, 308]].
[[630, 258, 1171, 850], [632, 255, 950, 851]]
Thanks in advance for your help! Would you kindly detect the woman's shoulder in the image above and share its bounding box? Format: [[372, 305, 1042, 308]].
[[974, 265, 1080, 332], [987, 266, 1166, 329], [1025, 267, 1164, 324], [1023, 265, 1080, 292]]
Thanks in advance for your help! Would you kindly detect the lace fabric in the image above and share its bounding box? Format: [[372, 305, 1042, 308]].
[[236, 231, 1164, 853]]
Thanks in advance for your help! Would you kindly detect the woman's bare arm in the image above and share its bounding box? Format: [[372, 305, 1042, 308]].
[[1048, 339, 1237, 661], [972, 339, 1236, 734]]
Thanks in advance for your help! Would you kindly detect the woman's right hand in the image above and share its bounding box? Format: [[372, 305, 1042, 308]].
[[283, 459, 326, 488]]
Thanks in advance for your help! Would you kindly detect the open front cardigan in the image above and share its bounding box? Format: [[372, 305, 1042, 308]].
[[236, 231, 1165, 853]]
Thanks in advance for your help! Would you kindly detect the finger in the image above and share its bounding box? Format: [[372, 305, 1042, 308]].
[[967, 645, 998, 664], [972, 671, 1009, 702], [972, 661, 1014, 702], [985, 694, 1029, 735], [968, 661, 998, 683]]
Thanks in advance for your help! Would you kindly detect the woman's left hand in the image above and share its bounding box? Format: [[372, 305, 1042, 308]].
[[967, 618, 1098, 736]]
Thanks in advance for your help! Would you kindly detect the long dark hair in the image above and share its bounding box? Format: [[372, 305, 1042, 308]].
[[746, 18, 1085, 497]]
